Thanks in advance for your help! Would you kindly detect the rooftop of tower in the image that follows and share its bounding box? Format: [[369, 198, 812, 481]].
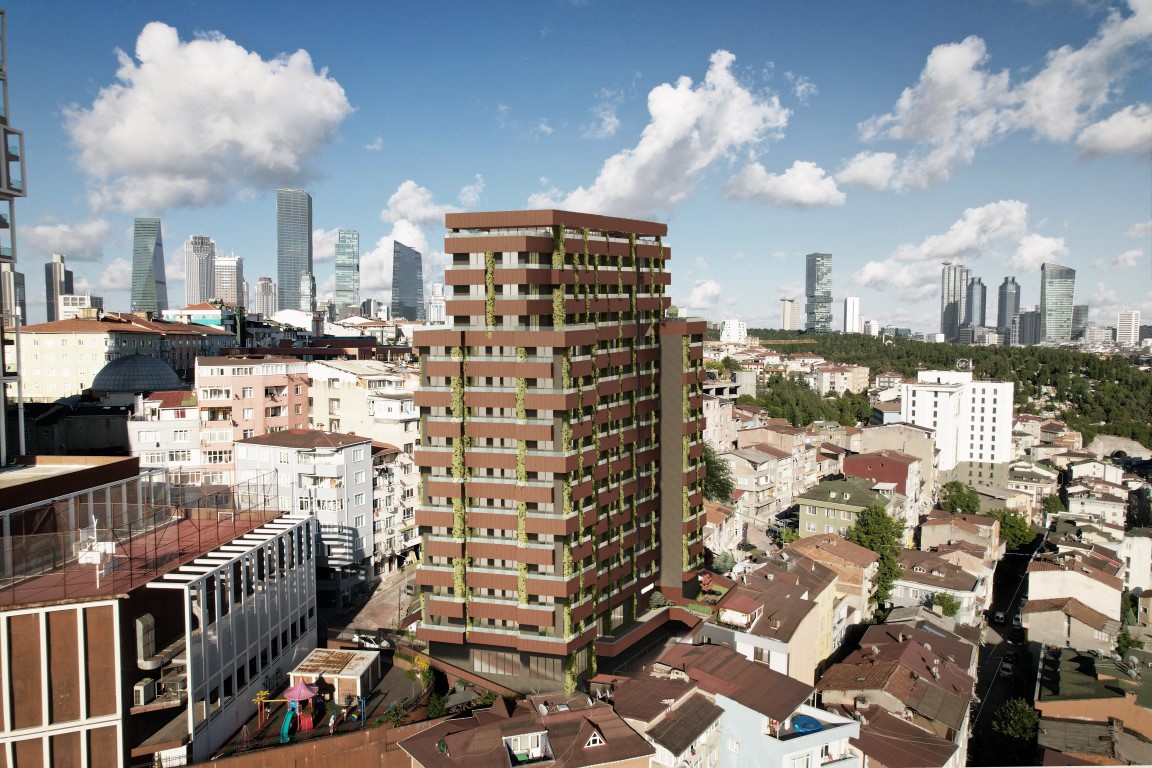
[[445, 208, 667, 238]]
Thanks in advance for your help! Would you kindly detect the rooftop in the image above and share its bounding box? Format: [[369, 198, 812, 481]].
[[238, 428, 371, 449], [842, 705, 958, 768], [1037, 648, 1152, 707]]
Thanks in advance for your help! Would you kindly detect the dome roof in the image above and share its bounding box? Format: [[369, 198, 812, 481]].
[[91, 353, 182, 393]]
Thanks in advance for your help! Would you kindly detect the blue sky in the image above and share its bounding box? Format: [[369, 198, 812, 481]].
[[6, 0, 1151, 331]]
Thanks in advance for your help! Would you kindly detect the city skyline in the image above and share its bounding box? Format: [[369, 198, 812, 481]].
[[6, 2, 1150, 329]]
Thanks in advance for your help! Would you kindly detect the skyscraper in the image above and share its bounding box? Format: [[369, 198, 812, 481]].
[[1040, 262, 1076, 343], [184, 235, 216, 306], [1071, 304, 1090, 340], [1012, 307, 1041, 346], [965, 277, 986, 328], [131, 217, 168, 314], [996, 277, 1019, 334], [412, 209, 705, 692], [780, 298, 801, 330], [1117, 309, 1141, 346], [940, 262, 970, 341], [253, 276, 276, 317], [276, 188, 312, 311], [0, 264, 24, 325], [44, 253, 72, 322], [391, 241, 424, 321], [333, 229, 360, 314], [843, 296, 861, 334], [299, 270, 316, 313], [805, 252, 832, 333], [214, 254, 244, 307]]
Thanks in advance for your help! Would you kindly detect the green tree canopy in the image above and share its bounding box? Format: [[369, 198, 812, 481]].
[[939, 481, 981, 515], [720, 356, 743, 372], [703, 443, 735, 503], [847, 503, 904, 605], [991, 698, 1039, 760], [933, 592, 961, 617], [1043, 494, 1066, 515], [711, 551, 736, 573], [986, 508, 1039, 550]]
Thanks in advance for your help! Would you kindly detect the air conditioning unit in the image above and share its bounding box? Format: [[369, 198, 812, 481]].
[[134, 678, 157, 706]]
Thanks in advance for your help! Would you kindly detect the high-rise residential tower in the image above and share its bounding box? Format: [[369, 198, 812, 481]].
[[805, 252, 832, 333], [214, 254, 244, 307], [131, 217, 168, 314], [413, 209, 706, 692], [333, 228, 360, 314], [276, 188, 312, 311], [1117, 310, 1141, 347], [43, 253, 72, 322], [253, 276, 276, 317], [996, 277, 1019, 334], [843, 296, 861, 334], [1040, 262, 1076, 343], [183, 235, 216, 306], [965, 277, 987, 328], [940, 262, 970, 341], [391, 241, 425, 321], [780, 298, 802, 331]]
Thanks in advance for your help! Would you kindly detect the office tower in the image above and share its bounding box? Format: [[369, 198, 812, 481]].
[[391, 241, 425, 321], [0, 263, 24, 323], [1071, 304, 1090, 340], [0, 10, 26, 465], [214, 254, 244, 306], [43, 253, 73, 322], [720, 318, 747, 343], [901, 370, 1013, 473], [183, 235, 216, 306], [276, 188, 312, 311], [780, 298, 801, 330], [843, 296, 861, 334], [1117, 310, 1141, 346], [863, 319, 880, 336], [413, 209, 705, 692], [1012, 307, 1041, 346], [1039, 262, 1076, 343], [333, 228, 360, 314], [130, 217, 168, 313], [940, 262, 970, 341], [805, 252, 832, 333], [996, 277, 1019, 334], [965, 277, 986, 328], [426, 282, 445, 324], [299, 270, 316, 312], [253, 276, 276, 317]]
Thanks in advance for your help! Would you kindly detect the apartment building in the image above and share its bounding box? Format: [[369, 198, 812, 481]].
[[724, 443, 793, 520], [371, 442, 420, 572], [702, 393, 736, 451], [785, 534, 879, 622], [412, 209, 706, 693], [797, 477, 893, 539], [306, 358, 419, 450]]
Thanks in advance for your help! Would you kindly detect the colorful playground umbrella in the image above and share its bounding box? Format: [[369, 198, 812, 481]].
[[282, 679, 319, 702]]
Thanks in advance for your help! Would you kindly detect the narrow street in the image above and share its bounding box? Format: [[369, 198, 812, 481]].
[[319, 565, 417, 641]]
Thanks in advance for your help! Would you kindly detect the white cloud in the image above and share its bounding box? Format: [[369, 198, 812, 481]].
[[166, 251, 186, 282], [64, 22, 352, 212], [1128, 219, 1152, 239], [535, 119, 554, 136], [529, 50, 791, 219], [98, 258, 133, 290], [725, 160, 845, 208], [381, 180, 459, 225], [313, 227, 341, 263], [360, 219, 429, 294], [785, 72, 818, 105], [685, 279, 722, 311], [365, 136, 383, 152], [1012, 233, 1069, 271], [857, 5, 1152, 189], [1077, 103, 1152, 157], [1114, 248, 1143, 268], [853, 200, 1031, 300], [776, 281, 802, 296], [22, 218, 111, 261], [582, 88, 622, 139], [458, 175, 486, 208], [836, 151, 898, 190]]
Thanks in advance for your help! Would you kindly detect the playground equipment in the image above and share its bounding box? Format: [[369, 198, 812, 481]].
[[253, 679, 320, 743]]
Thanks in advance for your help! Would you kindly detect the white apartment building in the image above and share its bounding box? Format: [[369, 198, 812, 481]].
[[1117, 309, 1141, 347], [236, 430, 374, 607], [307, 359, 419, 450], [720, 318, 747, 344], [843, 296, 861, 334], [702, 393, 736, 450], [901, 370, 1013, 475], [780, 298, 802, 331]]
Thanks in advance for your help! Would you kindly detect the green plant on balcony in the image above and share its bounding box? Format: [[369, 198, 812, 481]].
[[452, 497, 467, 540], [561, 350, 572, 390], [484, 250, 496, 336], [563, 541, 573, 577], [561, 419, 573, 454], [682, 435, 690, 468], [563, 601, 573, 637], [551, 225, 565, 269], [516, 440, 528, 484], [682, 535, 691, 573], [453, 556, 469, 600], [517, 561, 528, 605], [515, 377, 527, 422], [553, 286, 566, 329], [617, 251, 624, 295], [517, 501, 528, 546], [564, 653, 578, 694], [516, 346, 527, 362], [452, 437, 469, 480], [683, 486, 691, 521]]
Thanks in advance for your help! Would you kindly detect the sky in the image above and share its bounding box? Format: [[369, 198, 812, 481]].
[[5, 0, 1151, 331]]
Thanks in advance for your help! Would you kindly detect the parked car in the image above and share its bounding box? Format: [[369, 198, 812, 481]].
[[1012, 614, 1022, 629], [1019, 596, 1027, 611], [999, 660, 1015, 678], [992, 611, 1006, 624]]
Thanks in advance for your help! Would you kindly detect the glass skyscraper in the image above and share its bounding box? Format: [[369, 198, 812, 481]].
[[391, 241, 425, 322], [804, 252, 832, 333], [333, 229, 360, 315], [940, 262, 970, 342], [276, 188, 312, 312], [965, 277, 986, 328], [997, 276, 1019, 334], [131, 217, 168, 314], [184, 235, 216, 306], [44, 254, 73, 322], [1040, 262, 1076, 343]]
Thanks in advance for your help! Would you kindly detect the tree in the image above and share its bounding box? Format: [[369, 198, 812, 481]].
[[780, 527, 799, 544], [1042, 494, 1066, 516], [939, 481, 981, 515], [711, 551, 736, 573], [991, 698, 1038, 761], [425, 693, 446, 719], [986, 508, 1039, 550], [720, 356, 743, 371], [847, 503, 904, 605], [933, 592, 961, 617], [703, 443, 735, 502]]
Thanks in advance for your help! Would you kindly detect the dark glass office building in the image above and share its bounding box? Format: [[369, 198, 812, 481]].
[[130, 217, 168, 314], [391, 241, 425, 322], [276, 188, 312, 312]]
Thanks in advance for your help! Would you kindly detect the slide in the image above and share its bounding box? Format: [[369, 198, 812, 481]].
[[279, 709, 295, 743]]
